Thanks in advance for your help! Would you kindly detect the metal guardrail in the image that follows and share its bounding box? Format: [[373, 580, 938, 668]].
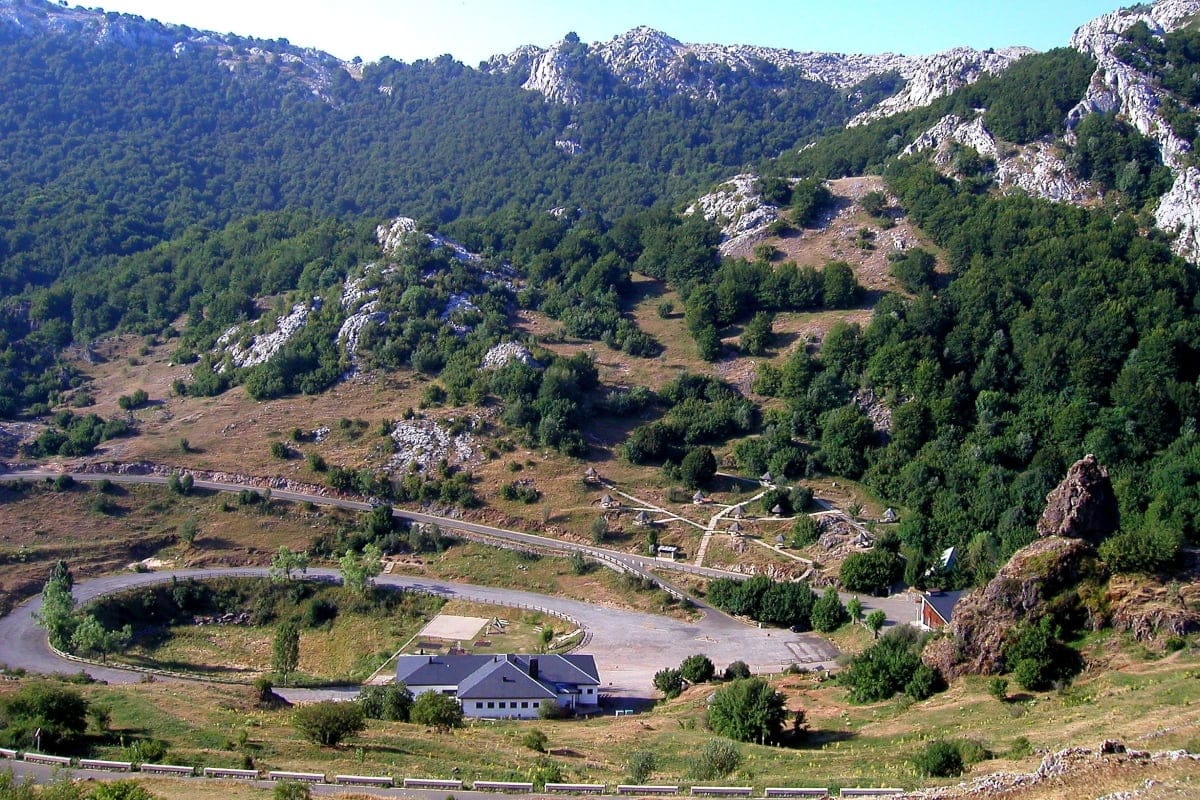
[[472, 780, 535, 792], [22, 753, 71, 766], [78, 759, 132, 772], [402, 778, 463, 789], [5, 751, 909, 799], [544, 783, 606, 794], [137, 764, 196, 776], [335, 775, 394, 787], [691, 788, 753, 797], [201, 767, 259, 780], [267, 771, 325, 783]]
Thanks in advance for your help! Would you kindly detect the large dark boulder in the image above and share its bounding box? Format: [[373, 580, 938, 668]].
[[1035, 454, 1118, 542], [943, 536, 1097, 676]]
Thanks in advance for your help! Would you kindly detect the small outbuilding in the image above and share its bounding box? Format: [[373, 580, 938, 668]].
[[919, 590, 965, 630]]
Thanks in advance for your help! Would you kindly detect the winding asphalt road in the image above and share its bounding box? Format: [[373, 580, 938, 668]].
[[0, 567, 837, 697], [0, 466, 919, 695]]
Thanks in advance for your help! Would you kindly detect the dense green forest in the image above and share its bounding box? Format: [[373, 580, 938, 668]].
[[2, 4, 1199, 595]]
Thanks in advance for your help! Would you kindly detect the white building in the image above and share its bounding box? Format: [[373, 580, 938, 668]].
[[394, 653, 601, 719]]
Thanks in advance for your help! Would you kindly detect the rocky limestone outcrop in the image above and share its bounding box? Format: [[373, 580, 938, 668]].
[[0, 0, 354, 102], [488, 25, 1030, 114], [901, 742, 1199, 799], [1036, 453, 1119, 542], [1106, 550, 1200, 641], [905, 113, 1098, 203], [1155, 167, 1200, 259], [216, 299, 320, 370], [481, 342, 540, 370], [849, 47, 1034, 126], [1068, 0, 1200, 260], [376, 216, 484, 263], [943, 535, 1098, 676], [685, 174, 779, 256], [388, 417, 480, 472]]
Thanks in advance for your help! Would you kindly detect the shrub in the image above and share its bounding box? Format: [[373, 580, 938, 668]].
[[723, 660, 751, 680], [292, 701, 365, 746], [0, 681, 89, 752], [791, 515, 819, 547], [627, 750, 657, 783], [1010, 736, 1034, 759], [839, 549, 902, 596], [653, 668, 684, 699], [273, 781, 312, 800], [988, 677, 1009, 702], [1004, 617, 1081, 691], [707, 678, 787, 743], [913, 739, 964, 777], [1099, 526, 1182, 574], [904, 663, 941, 701], [693, 738, 742, 780], [956, 739, 992, 766], [569, 551, 591, 575], [522, 729, 549, 753], [810, 586, 848, 632], [89, 781, 159, 800], [357, 683, 413, 721], [840, 629, 935, 703], [680, 446, 717, 489], [410, 690, 463, 731], [679, 654, 716, 684]]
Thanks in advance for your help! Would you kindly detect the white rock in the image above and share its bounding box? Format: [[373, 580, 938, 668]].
[[906, 113, 1096, 204], [685, 173, 779, 256], [219, 299, 318, 369], [489, 25, 1030, 118], [481, 342, 540, 370], [1155, 167, 1200, 262], [388, 418, 479, 472]]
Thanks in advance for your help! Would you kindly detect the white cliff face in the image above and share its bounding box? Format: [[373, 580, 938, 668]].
[[1068, 0, 1200, 259], [337, 270, 389, 376], [849, 47, 1033, 125], [685, 174, 780, 256], [1155, 168, 1200, 258], [489, 25, 1031, 114], [0, 0, 356, 101], [906, 113, 1097, 204], [217, 299, 320, 370]]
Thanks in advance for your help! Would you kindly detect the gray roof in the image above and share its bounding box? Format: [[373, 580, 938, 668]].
[[459, 659, 557, 700], [397, 653, 599, 699], [395, 654, 492, 687], [924, 591, 966, 625]]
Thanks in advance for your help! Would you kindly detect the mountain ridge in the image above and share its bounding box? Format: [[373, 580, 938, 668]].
[[1, 0, 1032, 123]]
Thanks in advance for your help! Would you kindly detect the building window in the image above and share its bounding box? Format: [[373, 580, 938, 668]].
[[499, 702, 507, 709], [475, 702, 483, 709], [586, 688, 592, 694], [532, 701, 539, 708], [487, 702, 494, 709], [521, 701, 528, 708]]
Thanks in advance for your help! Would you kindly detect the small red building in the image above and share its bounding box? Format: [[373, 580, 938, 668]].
[[920, 590, 965, 630]]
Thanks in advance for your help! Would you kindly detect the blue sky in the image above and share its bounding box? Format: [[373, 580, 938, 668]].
[[90, 0, 1129, 64]]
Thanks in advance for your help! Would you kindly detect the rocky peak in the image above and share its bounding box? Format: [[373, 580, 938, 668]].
[[936, 535, 1098, 676], [1064, 0, 1200, 261], [0, 0, 355, 102], [487, 25, 1030, 112], [1036, 454, 1120, 542]]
